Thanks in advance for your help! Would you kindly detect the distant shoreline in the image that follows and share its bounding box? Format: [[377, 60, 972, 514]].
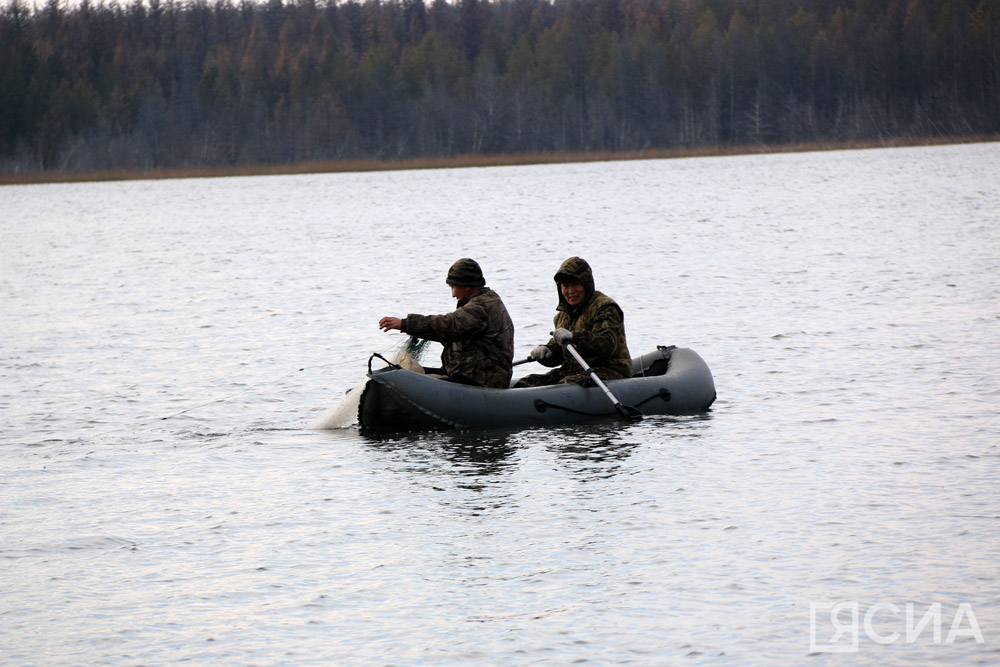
[[2, 134, 996, 186]]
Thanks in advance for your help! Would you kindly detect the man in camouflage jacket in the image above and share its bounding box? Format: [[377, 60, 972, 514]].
[[379, 258, 515, 389], [515, 256, 631, 387]]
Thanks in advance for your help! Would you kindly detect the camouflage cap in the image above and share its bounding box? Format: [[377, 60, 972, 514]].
[[446, 258, 486, 287]]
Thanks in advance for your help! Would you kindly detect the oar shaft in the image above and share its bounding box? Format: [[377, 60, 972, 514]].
[[564, 343, 638, 419]]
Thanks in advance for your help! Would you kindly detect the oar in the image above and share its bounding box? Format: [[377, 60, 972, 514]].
[[512, 357, 534, 366], [564, 342, 643, 420]]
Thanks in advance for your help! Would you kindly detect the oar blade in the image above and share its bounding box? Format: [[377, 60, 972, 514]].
[[619, 403, 644, 420]]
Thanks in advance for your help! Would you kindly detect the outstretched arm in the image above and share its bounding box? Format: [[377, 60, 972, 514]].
[[403, 302, 489, 343]]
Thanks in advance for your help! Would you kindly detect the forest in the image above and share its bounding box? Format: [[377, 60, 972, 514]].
[[1, 0, 998, 174]]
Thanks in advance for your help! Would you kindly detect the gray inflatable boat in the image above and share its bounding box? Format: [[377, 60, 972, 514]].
[[358, 345, 715, 432]]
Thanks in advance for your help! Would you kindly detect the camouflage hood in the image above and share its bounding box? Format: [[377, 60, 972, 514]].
[[553, 256, 596, 313]]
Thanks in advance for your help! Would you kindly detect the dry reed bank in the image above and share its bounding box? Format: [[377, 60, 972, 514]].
[[2, 135, 996, 186]]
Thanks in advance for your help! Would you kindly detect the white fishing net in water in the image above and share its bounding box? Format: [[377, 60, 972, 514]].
[[311, 337, 429, 429]]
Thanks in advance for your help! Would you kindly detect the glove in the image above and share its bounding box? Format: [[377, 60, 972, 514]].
[[530, 345, 553, 362], [553, 328, 573, 346]]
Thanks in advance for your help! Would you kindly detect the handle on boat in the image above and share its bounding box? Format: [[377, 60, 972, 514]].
[[564, 342, 643, 420]]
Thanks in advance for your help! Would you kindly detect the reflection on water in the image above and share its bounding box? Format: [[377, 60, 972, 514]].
[[544, 424, 642, 473], [363, 420, 671, 481], [364, 428, 522, 477], [439, 436, 520, 477]]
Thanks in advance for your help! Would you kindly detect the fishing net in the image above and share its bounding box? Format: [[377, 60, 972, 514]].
[[394, 335, 430, 372], [312, 336, 430, 429]]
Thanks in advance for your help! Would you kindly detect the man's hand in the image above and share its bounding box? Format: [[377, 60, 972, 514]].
[[553, 328, 573, 346], [379, 317, 403, 332], [530, 345, 553, 361]]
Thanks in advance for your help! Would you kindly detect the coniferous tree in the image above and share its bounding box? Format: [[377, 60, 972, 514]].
[[0, 0, 996, 173]]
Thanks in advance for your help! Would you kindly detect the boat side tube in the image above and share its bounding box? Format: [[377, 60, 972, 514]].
[[358, 346, 715, 432]]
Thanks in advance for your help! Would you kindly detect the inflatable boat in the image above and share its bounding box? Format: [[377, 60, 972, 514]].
[[358, 345, 715, 432]]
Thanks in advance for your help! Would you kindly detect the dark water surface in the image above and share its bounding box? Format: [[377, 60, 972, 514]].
[[2, 143, 998, 665]]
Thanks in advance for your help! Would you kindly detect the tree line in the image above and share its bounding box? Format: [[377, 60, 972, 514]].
[[2, 0, 998, 173]]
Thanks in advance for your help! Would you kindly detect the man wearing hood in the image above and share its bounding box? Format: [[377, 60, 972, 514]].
[[514, 256, 632, 388], [379, 258, 515, 389]]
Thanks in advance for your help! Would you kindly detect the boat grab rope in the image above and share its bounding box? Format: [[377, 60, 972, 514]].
[[379, 380, 462, 429], [635, 388, 672, 407], [532, 399, 603, 416], [533, 387, 670, 416]]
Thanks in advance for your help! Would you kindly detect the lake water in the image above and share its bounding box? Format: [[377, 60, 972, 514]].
[[2, 143, 998, 665]]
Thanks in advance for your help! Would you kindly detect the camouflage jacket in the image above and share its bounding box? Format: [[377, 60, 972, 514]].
[[402, 287, 515, 388], [539, 257, 632, 381]]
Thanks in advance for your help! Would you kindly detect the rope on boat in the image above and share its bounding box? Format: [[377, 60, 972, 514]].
[[533, 388, 671, 417]]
